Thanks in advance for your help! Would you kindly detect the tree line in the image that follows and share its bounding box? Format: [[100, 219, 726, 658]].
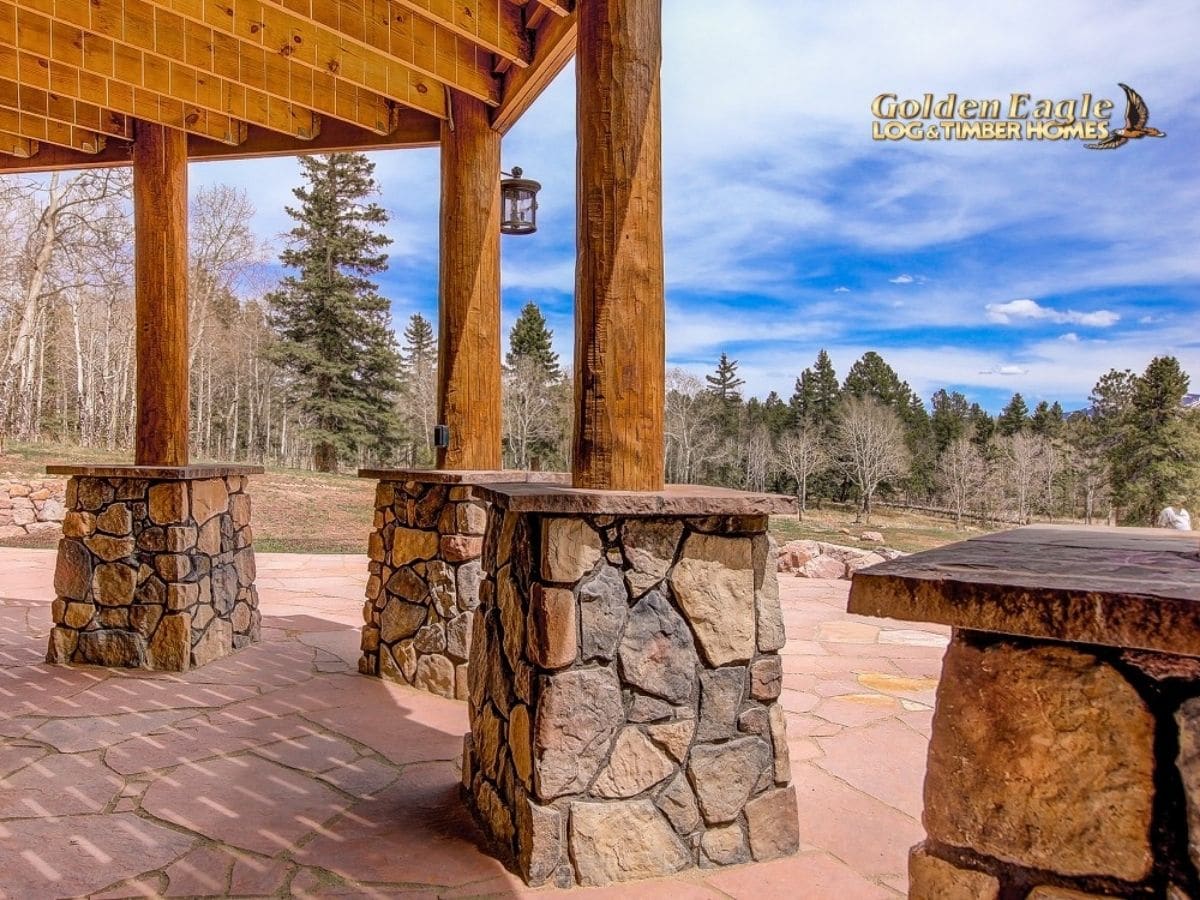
[[2, 152, 1196, 527]]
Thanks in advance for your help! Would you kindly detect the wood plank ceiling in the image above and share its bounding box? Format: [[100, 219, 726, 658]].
[[0, 0, 576, 171]]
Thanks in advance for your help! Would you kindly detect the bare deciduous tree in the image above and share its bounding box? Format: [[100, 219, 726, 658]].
[[936, 436, 988, 527], [664, 368, 724, 485], [1003, 432, 1042, 524], [834, 397, 909, 524], [776, 428, 828, 521]]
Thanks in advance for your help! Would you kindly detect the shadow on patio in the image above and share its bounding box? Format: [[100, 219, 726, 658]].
[[0, 548, 946, 898]]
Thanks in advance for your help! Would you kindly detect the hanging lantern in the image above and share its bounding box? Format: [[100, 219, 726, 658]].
[[500, 166, 540, 235]]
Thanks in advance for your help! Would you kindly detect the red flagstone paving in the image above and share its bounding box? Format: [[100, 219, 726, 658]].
[[0, 548, 948, 898]]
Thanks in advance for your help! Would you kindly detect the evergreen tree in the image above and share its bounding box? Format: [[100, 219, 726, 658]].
[[790, 349, 840, 429], [398, 313, 437, 465], [506, 301, 560, 379], [996, 393, 1030, 436], [1030, 399, 1064, 437], [1114, 357, 1200, 523], [706, 352, 745, 402], [967, 403, 995, 448], [268, 153, 401, 472], [842, 351, 910, 407], [930, 389, 971, 454]]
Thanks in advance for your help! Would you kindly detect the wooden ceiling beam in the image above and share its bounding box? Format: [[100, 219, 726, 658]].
[[0, 105, 105, 152], [0, 74, 131, 140], [0, 45, 245, 145], [384, 1, 532, 68], [491, 3, 574, 134], [3, 2, 332, 140], [0, 110, 440, 172], [137, 0, 461, 116], [0, 130, 37, 157]]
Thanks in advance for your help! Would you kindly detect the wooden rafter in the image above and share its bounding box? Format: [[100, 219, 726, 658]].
[[135, 0, 466, 116], [385, 1, 532, 68], [0, 74, 132, 140], [492, 3, 574, 133], [0, 130, 37, 157], [0, 105, 105, 153], [0, 113, 441, 173], [0, 45, 245, 145], [2, 3, 329, 140]]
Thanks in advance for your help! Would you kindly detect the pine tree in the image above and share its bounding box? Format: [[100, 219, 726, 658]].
[[506, 301, 560, 379], [842, 351, 909, 409], [930, 389, 971, 454], [996, 393, 1029, 436], [503, 302, 567, 469], [1030, 400, 1064, 437], [706, 352, 745, 402], [268, 153, 402, 472], [790, 349, 839, 429], [967, 403, 995, 448], [1114, 356, 1200, 523], [398, 313, 437, 465]]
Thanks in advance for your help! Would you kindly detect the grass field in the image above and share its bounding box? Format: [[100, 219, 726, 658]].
[[0, 443, 374, 554], [2, 443, 991, 555], [768, 502, 991, 554]]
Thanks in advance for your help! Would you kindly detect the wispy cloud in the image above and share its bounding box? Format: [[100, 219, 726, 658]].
[[985, 298, 1120, 327], [889, 274, 915, 284]]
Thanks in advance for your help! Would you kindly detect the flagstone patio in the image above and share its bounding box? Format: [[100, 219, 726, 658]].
[[0, 547, 947, 899]]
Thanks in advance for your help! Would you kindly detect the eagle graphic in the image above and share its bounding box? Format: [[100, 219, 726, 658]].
[[1086, 83, 1167, 149]]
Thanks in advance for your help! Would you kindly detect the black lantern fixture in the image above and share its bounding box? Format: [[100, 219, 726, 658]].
[[500, 166, 540, 235]]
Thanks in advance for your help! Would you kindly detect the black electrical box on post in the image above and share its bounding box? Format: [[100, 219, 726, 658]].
[[433, 425, 450, 449]]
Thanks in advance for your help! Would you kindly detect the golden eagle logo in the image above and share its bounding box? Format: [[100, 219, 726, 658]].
[[1086, 83, 1167, 149]]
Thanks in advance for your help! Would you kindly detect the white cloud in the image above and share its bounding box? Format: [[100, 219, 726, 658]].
[[889, 274, 915, 284], [978, 365, 1028, 376], [985, 298, 1119, 327], [834, 286, 851, 293], [1060, 332, 1080, 342]]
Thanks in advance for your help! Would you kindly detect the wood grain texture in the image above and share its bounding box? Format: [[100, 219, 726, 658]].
[[436, 91, 502, 470], [133, 121, 190, 467], [572, 0, 664, 491], [491, 4, 575, 134]]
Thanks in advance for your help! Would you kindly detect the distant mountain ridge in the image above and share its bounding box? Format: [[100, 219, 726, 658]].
[[1185, 394, 1200, 409]]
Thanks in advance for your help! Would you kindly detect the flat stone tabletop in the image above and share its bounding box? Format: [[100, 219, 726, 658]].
[[46, 464, 265, 479], [474, 482, 796, 516], [357, 468, 569, 484], [848, 524, 1200, 658]]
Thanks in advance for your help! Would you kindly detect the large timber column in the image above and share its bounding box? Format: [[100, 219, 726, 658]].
[[437, 91, 502, 470], [133, 121, 189, 466], [573, 0, 666, 491]]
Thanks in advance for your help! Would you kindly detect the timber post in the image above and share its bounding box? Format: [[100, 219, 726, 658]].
[[132, 121, 190, 467], [572, 0, 666, 491], [437, 91, 503, 471]]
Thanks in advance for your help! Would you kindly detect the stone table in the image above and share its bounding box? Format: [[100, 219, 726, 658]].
[[460, 482, 800, 887], [356, 469, 567, 699], [848, 524, 1200, 899], [44, 464, 263, 671]]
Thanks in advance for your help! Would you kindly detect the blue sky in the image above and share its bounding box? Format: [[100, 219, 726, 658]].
[[192, 0, 1200, 413]]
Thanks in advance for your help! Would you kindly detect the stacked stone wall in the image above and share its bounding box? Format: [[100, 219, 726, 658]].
[[912, 629, 1200, 899], [462, 506, 798, 887], [47, 474, 259, 670], [359, 480, 486, 699], [0, 477, 66, 538]]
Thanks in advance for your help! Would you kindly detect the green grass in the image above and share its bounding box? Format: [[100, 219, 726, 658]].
[[768, 502, 991, 554]]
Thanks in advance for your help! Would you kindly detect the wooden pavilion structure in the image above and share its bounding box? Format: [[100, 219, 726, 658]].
[[21, 0, 802, 886]]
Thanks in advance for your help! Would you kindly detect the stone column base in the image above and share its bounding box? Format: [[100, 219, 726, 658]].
[[460, 484, 799, 887], [356, 470, 567, 700], [910, 629, 1200, 898], [45, 465, 263, 671]]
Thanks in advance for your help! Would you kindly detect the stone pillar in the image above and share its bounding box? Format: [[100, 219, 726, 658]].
[[357, 470, 568, 699], [45, 466, 262, 671], [460, 484, 799, 887]]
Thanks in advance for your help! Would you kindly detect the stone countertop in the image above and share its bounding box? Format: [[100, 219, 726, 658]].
[[473, 483, 796, 516], [357, 468, 570, 484], [46, 464, 265, 479], [848, 524, 1200, 657]]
